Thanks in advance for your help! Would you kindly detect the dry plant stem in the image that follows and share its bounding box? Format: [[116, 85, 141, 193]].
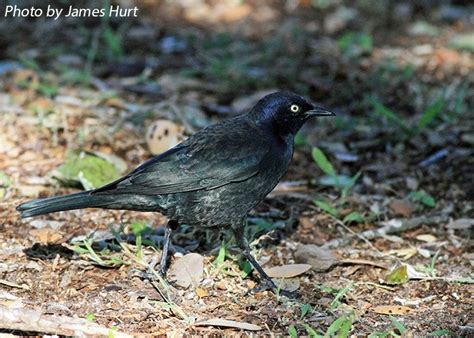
[[0, 306, 132, 337], [0, 279, 28, 289], [332, 217, 383, 254], [323, 214, 449, 248]]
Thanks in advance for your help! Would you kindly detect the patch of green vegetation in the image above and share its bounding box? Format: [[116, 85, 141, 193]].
[[428, 329, 456, 336], [338, 32, 373, 58], [370, 95, 445, 139], [288, 324, 298, 338], [326, 312, 354, 337], [416, 249, 440, 277], [55, 151, 122, 190], [72, 237, 125, 267], [300, 303, 312, 319], [315, 282, 354, 310], [311, 147, 365, 224], [186, 28, 308, 91], [385, 265, 409, 285], [368, 316, 407, 337], [312, 147, 360, 196], [86, 313, 95, 322], [407, 190, 436, 208]]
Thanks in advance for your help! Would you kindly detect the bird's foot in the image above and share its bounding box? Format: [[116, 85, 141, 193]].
[[157, 265, 167, 277]]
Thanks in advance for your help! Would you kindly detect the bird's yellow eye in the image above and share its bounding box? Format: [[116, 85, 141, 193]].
[[290, 104, 300, 113]]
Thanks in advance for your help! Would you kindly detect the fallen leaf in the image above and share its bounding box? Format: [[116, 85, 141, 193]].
[[372, 305, 414, 315], [387, 247, 417, 260], [415, 234, 437, 243], [385, 265, 409, 285], [53, 151, 123, 190], [295, 245, 338, 272], [29, 228, 63, 243], [169, 253, 204, 288], [264, 264, 311, 278], [406, 264, 429, 279], [417, 247, 431, 258], [196, 287, 208, 298], [272, 278, 300, 292], [195, 318, 262, 331], [389, 199, 414, 218]]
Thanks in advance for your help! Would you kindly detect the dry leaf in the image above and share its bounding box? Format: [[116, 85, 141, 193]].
[[264, 264, 312, 278], [272, 278, 300, 292], [372, 305, 414, 315], [295, 245, 337, 272], [195, 318, 262, 331], [415, 234, 437, 242], [196, 287, 208, 298], [389, 199, 414, 218], [387, 247, 417, 260], [29, 228, 63, 243], [169, 253, 204, 288]]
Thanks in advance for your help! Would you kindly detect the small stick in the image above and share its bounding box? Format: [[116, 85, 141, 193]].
[[0, 306, 132, 337]]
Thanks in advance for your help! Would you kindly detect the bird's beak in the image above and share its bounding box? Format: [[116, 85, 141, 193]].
[[305, 105, 336, 117]]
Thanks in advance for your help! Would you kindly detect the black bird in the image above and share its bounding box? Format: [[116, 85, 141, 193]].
[[17, 91, 335, 295]]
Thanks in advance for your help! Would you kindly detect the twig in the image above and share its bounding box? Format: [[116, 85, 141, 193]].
[[0, 306, 132, 337], [323, 214, 449, 248], [339, 259, 388, 270], [0, 279, 29, 290], [332, 217, 383, 254]]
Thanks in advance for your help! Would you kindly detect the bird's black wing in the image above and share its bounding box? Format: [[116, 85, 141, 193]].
[[93, 118, 269, 196]]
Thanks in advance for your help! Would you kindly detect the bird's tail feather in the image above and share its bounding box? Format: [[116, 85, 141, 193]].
[[17, 191, 109, 218]]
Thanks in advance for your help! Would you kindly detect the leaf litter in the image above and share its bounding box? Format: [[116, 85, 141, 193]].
[[0, 0, 472, 336]]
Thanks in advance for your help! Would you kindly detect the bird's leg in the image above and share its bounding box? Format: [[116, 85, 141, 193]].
[[233, 223, 297, 298], [157, 220, 178, 276]]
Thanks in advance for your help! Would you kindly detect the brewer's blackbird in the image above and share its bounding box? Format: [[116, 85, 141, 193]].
[[17, 91, 334, 295]]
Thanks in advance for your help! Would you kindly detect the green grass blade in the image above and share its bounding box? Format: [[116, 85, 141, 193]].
[[371, 99, 411, 133], [418, 97, 444, 130], [312, 147, 336, 177]]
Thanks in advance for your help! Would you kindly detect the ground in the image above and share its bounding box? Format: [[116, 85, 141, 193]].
[[0, 0, 473, 336]]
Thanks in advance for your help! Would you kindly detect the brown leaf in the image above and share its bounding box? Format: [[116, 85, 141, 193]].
[[29, 228, 63, 243], [295, 245, 338, 272], [195, 318, 262, 331], [389, 199, 414, 218], [169, 253, 204, 288], [372, 305, 414, 315], [264, 264, 312, 278], [196, 287, 208, 298]]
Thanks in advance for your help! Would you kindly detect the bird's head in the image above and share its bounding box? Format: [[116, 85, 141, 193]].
[[251, 91, 335, 136]]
